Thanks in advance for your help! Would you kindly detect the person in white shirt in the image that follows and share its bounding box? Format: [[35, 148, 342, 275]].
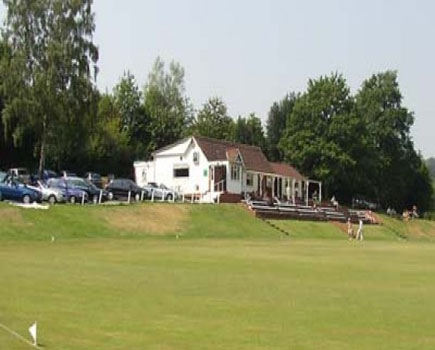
[[356, 219, 364, 241]]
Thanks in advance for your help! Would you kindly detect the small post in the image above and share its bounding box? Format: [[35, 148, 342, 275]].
[[99, 190, 103, 204], [151, 190, 155, 202], [127, 191, 131, 204], [141, 190, 144, 201], [81, 192, 85, 205], [161, 190, 165, 202], [191, 193, 194, 203], [182, 192, 185, 203]]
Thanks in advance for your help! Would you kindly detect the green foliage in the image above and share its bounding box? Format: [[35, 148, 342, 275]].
[[88, 93, 131, 175], [192, 97, 234, 140], [113, 71, 150, 159], [355, 71, 433, 211], [279, 74, 359, 200], [144, 57, 192, 151], [266, 92, 298, 161], [0, 0, 98, 174], [233, 113, 266, 150], [427, 157, 435, 179]]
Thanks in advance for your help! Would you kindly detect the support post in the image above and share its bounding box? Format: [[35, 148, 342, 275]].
[[128, 191, 131, 204], [99, 190, 103, 204], [306, 180, 309, 206], [81, 192, 85, 205], [319, 182, 322, 204]]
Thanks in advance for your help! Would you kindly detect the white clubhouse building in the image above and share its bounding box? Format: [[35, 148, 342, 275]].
[[134, 136, 321, 203]]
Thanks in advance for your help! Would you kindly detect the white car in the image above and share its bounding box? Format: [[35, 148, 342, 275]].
[[143, 182, 178, 200], [28, 181, 66, 204]]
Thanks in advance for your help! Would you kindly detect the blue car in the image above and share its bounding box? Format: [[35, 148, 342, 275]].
[[47, 178, 88, 204], [0, 180, 41, 203]]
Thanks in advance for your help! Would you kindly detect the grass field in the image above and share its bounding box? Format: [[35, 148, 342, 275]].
[[1, 202, 435, 349]]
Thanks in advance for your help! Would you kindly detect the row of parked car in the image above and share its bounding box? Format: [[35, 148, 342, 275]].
[[0, 168, 178, 205]]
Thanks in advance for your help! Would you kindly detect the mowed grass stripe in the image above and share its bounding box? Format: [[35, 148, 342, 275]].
[[1, 239, 435, 349]]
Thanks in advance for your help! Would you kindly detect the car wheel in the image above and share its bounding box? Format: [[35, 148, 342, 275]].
[[70, 196, 76, 204], [108, 192, 114, 201], [22, 194, 31, 204], [48, 195, 56, 205], [135, 193, 140, 202], [166, 193, 173, 201], [93, 195, 98, 204]]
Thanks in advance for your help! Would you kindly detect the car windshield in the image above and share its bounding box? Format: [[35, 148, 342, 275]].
[[0, 172, 6, 183], [68, 179, 87, 187], [160, 184, 170, 190], [17, 169, 29, 175], [49, 179, 65, 188], [148, 182, 158, 188]]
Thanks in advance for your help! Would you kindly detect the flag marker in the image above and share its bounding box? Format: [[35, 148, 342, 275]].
[[0, 322, 41, 349]]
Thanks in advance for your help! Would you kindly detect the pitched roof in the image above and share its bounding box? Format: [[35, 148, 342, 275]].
[[269, 162, 307, 181], [194, 136, 273, 173]]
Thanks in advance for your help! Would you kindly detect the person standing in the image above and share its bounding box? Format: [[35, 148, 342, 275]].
[[356, 219, 364, 241], [347, 218, 354, 240]]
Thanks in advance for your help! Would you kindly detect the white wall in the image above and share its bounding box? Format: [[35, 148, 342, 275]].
[[136, 138, 211, 194]]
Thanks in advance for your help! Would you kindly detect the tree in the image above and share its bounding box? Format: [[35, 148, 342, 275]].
[[192, 97, 234, 140], [88, 93, 131, 175], [144, 57, 191, 151], [266, 93, 298, 161], [233, 113, 266, 150], [356, 71, 433, 210], [113, 71, 150, 159], [0, 0, 98, 175], [279, 74, 359, 200], [427, 158, 435, 179]]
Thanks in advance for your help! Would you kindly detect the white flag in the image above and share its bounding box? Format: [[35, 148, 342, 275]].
[[29, 322, 37, 345]]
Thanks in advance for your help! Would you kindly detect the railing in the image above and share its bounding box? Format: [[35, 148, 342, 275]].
[[214, 179, 226, 193]]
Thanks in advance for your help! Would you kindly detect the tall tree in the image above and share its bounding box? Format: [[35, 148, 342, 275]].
[[356, 71, 433, 210], [279, 74, 359, 200], [192, 97, 234, 140], [0, 0, 98, 175], [88, 93, 131, 175], [113, 71, 150, 159], [233, 113, 266, 150], [266, 93, 298, 161], [426, 157, 435, 179], [144, 57, 191, 151]]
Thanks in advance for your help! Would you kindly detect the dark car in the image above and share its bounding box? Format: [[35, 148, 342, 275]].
[[84, 172, 103, 188], [47, 178, 88, 204], [0, 179, 41, 203], [352, 196, 378, 211], [106, 179, 147, 201], [66, 177, 109, 204]]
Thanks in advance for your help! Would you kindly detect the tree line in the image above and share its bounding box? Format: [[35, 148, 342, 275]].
[[0, 0, 433, 211]]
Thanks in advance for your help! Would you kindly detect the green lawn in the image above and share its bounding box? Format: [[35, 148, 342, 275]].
[[1, 203, 435, 349]]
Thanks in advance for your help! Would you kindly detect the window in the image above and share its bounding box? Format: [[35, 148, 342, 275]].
[[231, 165, 240, 181], [193, 151, 199, 164], [246, 173, 254, 187], [174, 167, 189, 178]]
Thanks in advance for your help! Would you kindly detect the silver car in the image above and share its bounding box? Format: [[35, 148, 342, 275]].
[[28, 181, 66, 204], [143, 182, 178, 201]]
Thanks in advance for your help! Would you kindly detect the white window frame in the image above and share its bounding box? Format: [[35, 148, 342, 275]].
[[231, 164, 240, 181], [246, 173, 254, 187]]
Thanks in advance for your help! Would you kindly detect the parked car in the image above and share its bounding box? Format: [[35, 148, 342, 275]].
[[84, 172, 103, 188], [66, 177, 109, 204], [27, 180, 65, 204], [60, 170, 77, 179], [143, 182, 177, 200], [352, 196, 378, 211], [8, 168, 31, 184], [47, 178, 88, 204], [0, 171, 7, 183], [0, 179, 41, 203], [106, 179, 147, 201]]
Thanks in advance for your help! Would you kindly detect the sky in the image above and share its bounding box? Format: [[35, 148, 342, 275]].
[[2, 1, 435, 157]]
